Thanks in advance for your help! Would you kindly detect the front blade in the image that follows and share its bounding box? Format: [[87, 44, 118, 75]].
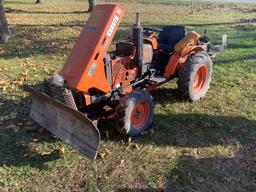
[[27, 87, 100, 160]]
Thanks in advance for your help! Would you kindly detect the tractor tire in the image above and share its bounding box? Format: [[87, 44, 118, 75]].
[[115, 90, 155, 137], [178, 51, 213, 101]]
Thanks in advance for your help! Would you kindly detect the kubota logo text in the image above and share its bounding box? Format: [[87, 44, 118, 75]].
[[106, 15, 119, 38], [88, 63, 97, 77]]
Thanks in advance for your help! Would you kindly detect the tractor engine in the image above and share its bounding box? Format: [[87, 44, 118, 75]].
[[110, 41, 154, 91]]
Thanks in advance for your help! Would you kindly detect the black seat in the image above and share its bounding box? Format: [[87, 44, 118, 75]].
[[158, 26, 187, 52]]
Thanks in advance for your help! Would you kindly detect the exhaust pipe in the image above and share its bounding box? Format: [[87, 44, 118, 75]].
[[133, 12, 143, 77]]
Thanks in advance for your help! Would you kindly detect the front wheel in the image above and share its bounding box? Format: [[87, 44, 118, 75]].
[[115, 90, 155, 136], [178, 52, 213, 101]]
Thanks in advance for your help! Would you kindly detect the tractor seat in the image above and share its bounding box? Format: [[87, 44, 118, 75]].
[[158, 26, 187, 53]]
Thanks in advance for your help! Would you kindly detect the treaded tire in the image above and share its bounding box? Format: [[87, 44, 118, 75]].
[[178, 51, 213, 101], [115, 90, 155, 136]]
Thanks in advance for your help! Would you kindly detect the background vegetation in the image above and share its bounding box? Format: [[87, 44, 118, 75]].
[[0, 0, 255, 191]]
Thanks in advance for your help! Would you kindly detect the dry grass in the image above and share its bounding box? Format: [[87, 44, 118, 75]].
[[0, 0, 256, 191]]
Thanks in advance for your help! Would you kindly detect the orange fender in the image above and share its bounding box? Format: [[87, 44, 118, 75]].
[[164, 46, 204, 78]]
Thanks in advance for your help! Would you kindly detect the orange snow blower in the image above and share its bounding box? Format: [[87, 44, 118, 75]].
[[27, 4, 226, 160]]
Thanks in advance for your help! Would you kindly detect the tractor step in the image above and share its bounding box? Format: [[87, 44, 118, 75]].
[[208, 45, 225, 54], [148, 76, 168, 84]]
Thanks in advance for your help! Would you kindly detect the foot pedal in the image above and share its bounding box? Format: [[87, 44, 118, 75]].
[[148, 76, 168, 84]]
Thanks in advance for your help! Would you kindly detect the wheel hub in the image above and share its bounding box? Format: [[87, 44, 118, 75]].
[[131, 102, 150, 129], [193, 64, 208, 94]]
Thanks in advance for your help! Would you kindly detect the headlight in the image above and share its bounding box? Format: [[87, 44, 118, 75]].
[[52, 74, 64, 87]]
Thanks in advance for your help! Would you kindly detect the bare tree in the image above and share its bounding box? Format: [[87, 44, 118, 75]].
[[35, 0, 44, 4], [0, 0, 11, 42], [190, 0, 195, 14], [88, 0, 96, 13]]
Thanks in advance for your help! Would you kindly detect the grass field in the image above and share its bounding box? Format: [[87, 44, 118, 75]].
[[0, 0, 256, 191]]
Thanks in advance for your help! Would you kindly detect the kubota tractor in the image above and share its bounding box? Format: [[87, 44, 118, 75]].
[[27, 4, 226, 160]]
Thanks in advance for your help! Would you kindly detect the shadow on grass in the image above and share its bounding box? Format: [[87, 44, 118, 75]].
[[5, 7, 88, 14], [217, 53, 256, 65], [0, 24, 76, 59], [103, 88, 255, 190], [0, 120, 60, 169], [116, 146, 256, 191], [115, 112, 255, 191], [102, 101, 255, 149], [1, 16, 255, 61], [0, 81, 255, 190], [0, 83, 60, 169], [4, 1, 34, 5], [1, 22, 130, 59]]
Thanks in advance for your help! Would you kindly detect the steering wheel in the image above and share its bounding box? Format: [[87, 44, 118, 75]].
[[199, 35, 211, 44]]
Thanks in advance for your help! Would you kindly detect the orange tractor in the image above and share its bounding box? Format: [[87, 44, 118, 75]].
[[27, 4, 225, 160]]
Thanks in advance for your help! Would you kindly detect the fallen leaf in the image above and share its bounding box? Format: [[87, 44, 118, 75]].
[[120, 159, 125, 169], [9, 111, 17, 120], [21, 153, 30, 158], [22, 92, 28, 97], [23, 75, 29, 82], [0, 79, 7, 85], [17, 80, 23, 86], [13, 101, 20, 106], [135, 144, 140, 151], [0, 116, 10, 122], [41, 151, 52, 156], [25, 121, 33, 126], [3, 67, 9, 71], [43, 66, 50, 73], [59, 147, 65, 157], [15, 121, 24, 127], [128, 137, 132, 144], [10, 84, 16, 90], [105, 149, 111, 155], [98, 152, 106, 159], [150, 128, 155, 135], [227, 94, 236, 101], [6, 124, 19, 131], [2, 86, 7, 93]]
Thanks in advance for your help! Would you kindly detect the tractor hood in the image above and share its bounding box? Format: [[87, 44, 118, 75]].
[[60, 4, 124, 94]]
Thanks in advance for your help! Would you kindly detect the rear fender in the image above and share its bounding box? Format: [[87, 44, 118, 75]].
[[164, 46, 204, 78]]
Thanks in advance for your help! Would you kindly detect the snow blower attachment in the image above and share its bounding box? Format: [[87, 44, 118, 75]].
[[27, 4, 225, 160]]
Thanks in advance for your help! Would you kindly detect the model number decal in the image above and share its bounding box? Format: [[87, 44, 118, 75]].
[[106, 15, 119, 38], [88, 63, 97, 77]]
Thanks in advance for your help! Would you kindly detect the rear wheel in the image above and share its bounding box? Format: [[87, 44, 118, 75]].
[[115, 90, 154, 136], [178, 52, 213, 101]]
